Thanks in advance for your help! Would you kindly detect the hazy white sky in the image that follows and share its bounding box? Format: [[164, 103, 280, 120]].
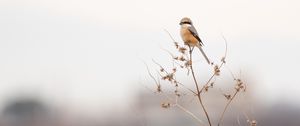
[[0, 0, 300, 113]]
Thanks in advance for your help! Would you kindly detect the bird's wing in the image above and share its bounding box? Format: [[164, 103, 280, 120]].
[[188, 26, 204, 46]]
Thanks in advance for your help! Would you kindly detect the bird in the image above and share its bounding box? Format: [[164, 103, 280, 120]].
[[179, 17, 210, 64]]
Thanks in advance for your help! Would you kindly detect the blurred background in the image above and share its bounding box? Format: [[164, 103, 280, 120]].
[[0, 0, 300, 125]]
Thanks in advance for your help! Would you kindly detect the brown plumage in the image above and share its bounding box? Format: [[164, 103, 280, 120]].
[[180, 17, 210, 64]]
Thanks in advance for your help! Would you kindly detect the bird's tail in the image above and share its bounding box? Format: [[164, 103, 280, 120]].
[[197, 46, 210, 65]]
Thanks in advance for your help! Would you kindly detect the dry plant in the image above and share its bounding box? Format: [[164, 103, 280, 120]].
[[144, 30, 256, 126]]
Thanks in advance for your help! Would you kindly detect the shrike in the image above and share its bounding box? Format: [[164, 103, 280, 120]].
[[180, 17, 210, 64]]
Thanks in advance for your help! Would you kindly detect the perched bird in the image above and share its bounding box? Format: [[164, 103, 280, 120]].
[[179, 17, 210, 64]]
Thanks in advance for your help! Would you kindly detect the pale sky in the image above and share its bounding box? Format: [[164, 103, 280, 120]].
[[0, 0, 300, 114]]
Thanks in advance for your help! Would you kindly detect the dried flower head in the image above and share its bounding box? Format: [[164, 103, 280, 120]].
[[161, 102, 171, 108], [174, 42, 179, 49], [221, 57, 226, 63], [235, 79, 245, 92], [178, 56, 186, 61], [174, 90, 180, 97], [178, 47, 187, 54], [237, 79, 243, 86], [172, 68, 177, 72], [174, 81, 178, 87], [157, 84, 162, 92], [214, 65, 220, 76], [210, 82, 214, 87], [160, 68, 164, 72], [223, 94, 231, 100], [184, 60, 192, 68], [162, 73, 174, 81], [204, 85, 209, 92], [235, 86, 240, 91]]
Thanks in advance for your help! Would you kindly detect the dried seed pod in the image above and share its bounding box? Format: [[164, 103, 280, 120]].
[[221, 57, 226, 63], [203, 85, 209, 92], [161, 102, 171, 108], [214, 65, 220, 76], [178, 56, 186, 61], [178, 47, 187, 53], [223, 94, 231, 100], [160, 68, 164, 72], [174, 42, 179, 49], [172, 68, 177, 72], [157, 85, 162, 92]]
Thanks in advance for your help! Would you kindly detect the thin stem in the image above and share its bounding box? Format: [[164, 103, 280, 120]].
[[164, 29, 177, 42], [200, 35, 228, 93], [175, 81, 197, 95], [200, 62, 225, 93], [188, 46, 212, 126], [175, 104, 205, 125], [142, 61, 160, 87], [217, 90, 239, 126], [159, 90, 204, 126], [152, 59, 197, 95]]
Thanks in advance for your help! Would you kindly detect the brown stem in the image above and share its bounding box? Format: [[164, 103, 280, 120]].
[[152, 59, 197, 95], [143, 61, 160, 87], [217, 90, 239, 126], [188, 46, 212, 126], [200, 35, 228, 94], [200, 62, 225, 93], [176, 104, 205, 125]]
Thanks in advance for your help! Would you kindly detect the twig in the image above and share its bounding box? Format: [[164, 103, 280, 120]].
[[217, 66, 240, 126], [188, 46, 212, 126], [237, 114, 241, 126], [152, 59, 197, 95], [221, 33, 228, 60], [158, 89, 204, 125], [164, 29, 177, 42], [175, 104, 205, 125], [217, 90, 239, 126], [200, 35, 228, 93], [142, 61, 160, 88]]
